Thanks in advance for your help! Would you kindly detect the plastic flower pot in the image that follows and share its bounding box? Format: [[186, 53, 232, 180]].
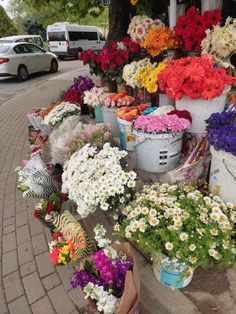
[[117, 118, 135, 151], [153, 254, 194, 289], [133, 130, 183, 173], [210, 146, 236, 204], [102, 107, 120, 137], [176, 85, 231, 134], [95, 107, 103, 123]]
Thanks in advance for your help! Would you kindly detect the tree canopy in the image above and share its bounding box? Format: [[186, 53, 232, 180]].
[[0, 5, 18, 37]]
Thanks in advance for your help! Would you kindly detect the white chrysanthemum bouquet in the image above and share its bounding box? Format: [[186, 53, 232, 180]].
[[43, 101, 81, 127], [62, 143, 136, 217]]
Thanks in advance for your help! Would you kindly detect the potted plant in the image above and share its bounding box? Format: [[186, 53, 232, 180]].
[[206, 111, 236, 203], [158, 55, 234, 133], [132, 112, 191, 173], [115, 182, 236, 289]]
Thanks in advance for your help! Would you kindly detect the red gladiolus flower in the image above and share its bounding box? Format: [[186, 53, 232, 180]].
[[49, 247, 61, 264], [52, 232, 63, 241]]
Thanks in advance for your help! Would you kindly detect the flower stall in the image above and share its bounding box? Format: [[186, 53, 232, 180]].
[[15, 3, 236, 311]]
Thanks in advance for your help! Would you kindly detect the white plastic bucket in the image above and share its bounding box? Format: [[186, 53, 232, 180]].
[[117, 118, 135, 151], [201, 0, 223, 14], [159, 93, 175, 107], [102, 107, 120, 137], [176, 85, 231, 134], [153, 254, 193, 289], [210, 146, 236, 204], [134, 130, 183, 173]]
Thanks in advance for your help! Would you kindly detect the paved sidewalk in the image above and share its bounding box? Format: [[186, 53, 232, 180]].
[[0, 70, 229, 314]]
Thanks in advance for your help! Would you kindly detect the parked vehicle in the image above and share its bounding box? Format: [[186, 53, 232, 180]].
[[46, 22, 105, 59], [0, 42, 58, 81], [0, 35, 44, 48]]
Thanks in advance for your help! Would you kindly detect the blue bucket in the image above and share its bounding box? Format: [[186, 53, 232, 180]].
[[95, 107, 103, 123], [153, 256, 193, 289], [117, 118, 135, 151]]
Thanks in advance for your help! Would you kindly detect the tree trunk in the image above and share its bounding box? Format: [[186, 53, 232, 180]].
[[106, 0, 132, 44]]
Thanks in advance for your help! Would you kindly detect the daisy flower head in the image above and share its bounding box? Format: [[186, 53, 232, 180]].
[[149, 217, 160, 227], [189, 244, 196, 251], [165, 242, 174, 251], [180, 232, 189, 241]]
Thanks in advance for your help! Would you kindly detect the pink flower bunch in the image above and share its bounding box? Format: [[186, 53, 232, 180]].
[[93, 250, 117, 285], [134, 114, 191, 133]]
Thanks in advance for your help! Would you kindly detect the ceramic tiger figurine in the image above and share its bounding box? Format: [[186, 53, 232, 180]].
[[45, 210, 96, 260]]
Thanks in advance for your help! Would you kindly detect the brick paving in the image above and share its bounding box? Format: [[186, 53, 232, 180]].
[[0, 75, 200, 314]]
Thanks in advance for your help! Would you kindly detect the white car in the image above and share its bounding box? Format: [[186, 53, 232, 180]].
[[0, 42, 59, 81]]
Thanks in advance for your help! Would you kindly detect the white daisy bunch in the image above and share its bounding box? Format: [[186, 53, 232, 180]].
[[128, 15, 163, 43], [84, 283, 119, 314], [115, 182, 236, 269], [43, 102, 81, 127], [62, 143, 137, 218], [83, 86, 108, 108], [49, 115, 83, 164], [93, 224, 118, 260], [122, 58, 154, 88], [201, 17, 236, 68]]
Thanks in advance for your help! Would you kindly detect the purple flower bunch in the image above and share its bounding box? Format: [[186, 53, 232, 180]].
[[71, 76, 94, 94], [206, 111, 236, 156], [70, 249, 133, 295], [70, 270, 104, 289]]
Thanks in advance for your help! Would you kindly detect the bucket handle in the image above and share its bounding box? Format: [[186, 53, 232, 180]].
[[223, 159, 236, 181]]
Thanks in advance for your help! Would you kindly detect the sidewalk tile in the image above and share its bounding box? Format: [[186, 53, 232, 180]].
[[9, 295, 32, 314], [0, 286, 8, 314], [31, 296, 55, 314], [29, 219, 44, 236], [3, 232, 17, 253], [3, 271, 24, 302], [16, 211, 28, 227], [18, 242, 34, 265], [36, 252, 55, 278], [56, 263, 75, 291], [16, 225, 30, 244], [23, 272, 45, 304], [20, 261, 36, 277], [3, 217, 15, 227], [48, 285, 76, 314], [42, 272, 61, 291], [3, 205, 15, 219], [2, 250, 18, 276], [3, 224, 15, 235], [32, 233, 48, 255]]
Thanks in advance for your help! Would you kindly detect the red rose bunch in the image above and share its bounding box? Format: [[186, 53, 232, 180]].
[[158, 55, 235, 100], [80, 37, 141, 83], [175, 6, 221, 52], [34, 191, 69, 220]]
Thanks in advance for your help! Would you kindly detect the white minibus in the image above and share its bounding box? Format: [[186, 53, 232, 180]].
[[46, 22, 105, 59]]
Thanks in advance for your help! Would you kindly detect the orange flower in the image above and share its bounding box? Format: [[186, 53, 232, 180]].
[[141, 26, 181, 57]]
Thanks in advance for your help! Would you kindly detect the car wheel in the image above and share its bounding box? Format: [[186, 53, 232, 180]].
[[50, 59, 58, 73], [17, 65, 28, 82]]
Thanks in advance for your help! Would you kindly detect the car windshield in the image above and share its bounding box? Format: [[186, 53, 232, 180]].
[[0, 45, 10, 53]]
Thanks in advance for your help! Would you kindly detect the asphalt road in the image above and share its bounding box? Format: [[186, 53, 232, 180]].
[[0, 59, 85, 104]]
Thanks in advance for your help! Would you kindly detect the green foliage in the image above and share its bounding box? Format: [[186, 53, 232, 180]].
[[0, 5, 18, 37]]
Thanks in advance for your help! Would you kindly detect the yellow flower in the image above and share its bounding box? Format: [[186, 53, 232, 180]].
[[58, 253, 66, 264], [130, 0, 138, 5], [113, 223, 120, 232], [60, 245, 69, 255]]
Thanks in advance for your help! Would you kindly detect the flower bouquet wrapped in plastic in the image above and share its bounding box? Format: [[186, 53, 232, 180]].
[[16, 154, 60, 199], [45, 210, 96, 261], [70, 224, 140, 314]]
